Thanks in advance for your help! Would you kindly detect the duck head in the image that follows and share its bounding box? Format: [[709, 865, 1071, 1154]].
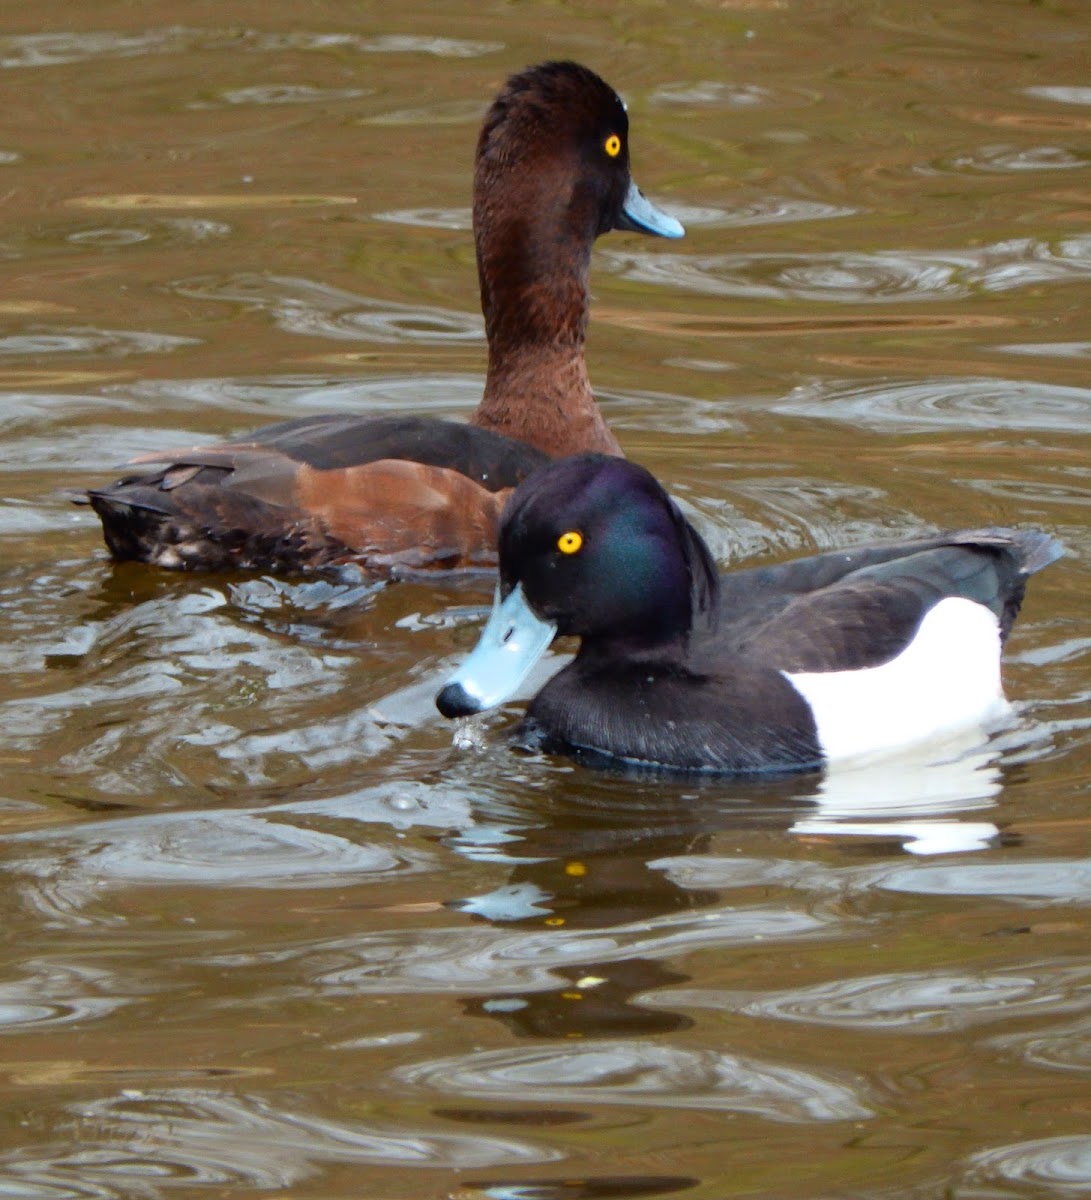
[[475, 62, 681, 250], [474, 62, 682, 344], [437, 454, 718, 717], [469, 62, 683, 459]]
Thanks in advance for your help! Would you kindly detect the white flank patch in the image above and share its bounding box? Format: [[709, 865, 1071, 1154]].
[[784, 597, 1010, 763]]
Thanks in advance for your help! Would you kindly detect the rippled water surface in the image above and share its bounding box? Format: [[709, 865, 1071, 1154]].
[[1, 2, 1089, 1198]]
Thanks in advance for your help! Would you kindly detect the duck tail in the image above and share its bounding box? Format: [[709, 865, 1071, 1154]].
[[945, 527, 1065, 643], [1012, 529, 1065, 577]]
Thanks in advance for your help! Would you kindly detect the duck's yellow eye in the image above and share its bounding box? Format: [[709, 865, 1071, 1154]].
[[604, 133, 621, 158], [557, 530, 583, 555]]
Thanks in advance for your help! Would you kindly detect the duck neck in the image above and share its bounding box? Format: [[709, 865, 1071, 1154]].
[[474, 344, 621, 459], [469, 210, 621, 459], [577, 627, 692, 675]]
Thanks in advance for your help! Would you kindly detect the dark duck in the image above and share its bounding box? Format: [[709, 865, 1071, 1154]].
[[86, 62, 683, 575], [437, 454, 1062, 774]]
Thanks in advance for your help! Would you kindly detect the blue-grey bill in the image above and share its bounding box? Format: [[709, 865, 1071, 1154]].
[[617, 179, 685, 239], [440, 584, 557, 714]]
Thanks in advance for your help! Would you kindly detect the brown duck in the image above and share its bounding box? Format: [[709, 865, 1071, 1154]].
[[87, 61, 684, 575]]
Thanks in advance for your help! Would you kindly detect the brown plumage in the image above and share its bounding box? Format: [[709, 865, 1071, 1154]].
[[85, 61, 684, 575]]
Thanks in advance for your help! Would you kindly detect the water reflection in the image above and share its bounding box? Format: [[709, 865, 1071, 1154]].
[[650, 197, 858, 229], [998, 341, 1091, 360], [467, 960, 694, 1039], [0, 391, 138, 432], [450, 798, 731, 1039], [12, 810, 434, 910], [876, 857, 1091, 902], [0, 28, 502, 70], [396, 1040, 873, 1122], [924, 143, 1090, 174], [170, 274, 485, 343], [216, 899, 832, 996], [364, 100, 490, 126], [374, 206, 473, 230], [792, 736, 1006, 855], [648, 80, 817, 109], [0, 1087, 559, 1197], [964, 1134, 1091, 1195], [114, 371, 483, 419], [1025, 87, 1091, 107], [64, 218, 232, 247], [989, 1016, 1091, 1074], [680, 473, 923, 562], [771, 376, 1091, 434], [68, 193, 356, 210], [664, 959, 1091, 1033], [0, 28, 212, 69], [602, 235, 1091, 303], [0, 960, 135, 1032], [0, 328, 198, 358], [0, 743, 1023, 1074], [204, 84, 370, 107]]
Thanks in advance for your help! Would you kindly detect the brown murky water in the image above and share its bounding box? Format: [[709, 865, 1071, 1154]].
[[1, 3, 1089, 1197]]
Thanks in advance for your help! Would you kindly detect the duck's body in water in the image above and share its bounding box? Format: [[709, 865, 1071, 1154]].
[[86, 62, 683, 575], [438, 454, 1062, 774]]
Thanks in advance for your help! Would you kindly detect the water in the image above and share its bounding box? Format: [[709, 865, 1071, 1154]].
[[0, 3, 1089, 1197]]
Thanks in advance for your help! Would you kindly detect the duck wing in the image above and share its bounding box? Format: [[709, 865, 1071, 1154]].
[[714, 528, 1062, 673]]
